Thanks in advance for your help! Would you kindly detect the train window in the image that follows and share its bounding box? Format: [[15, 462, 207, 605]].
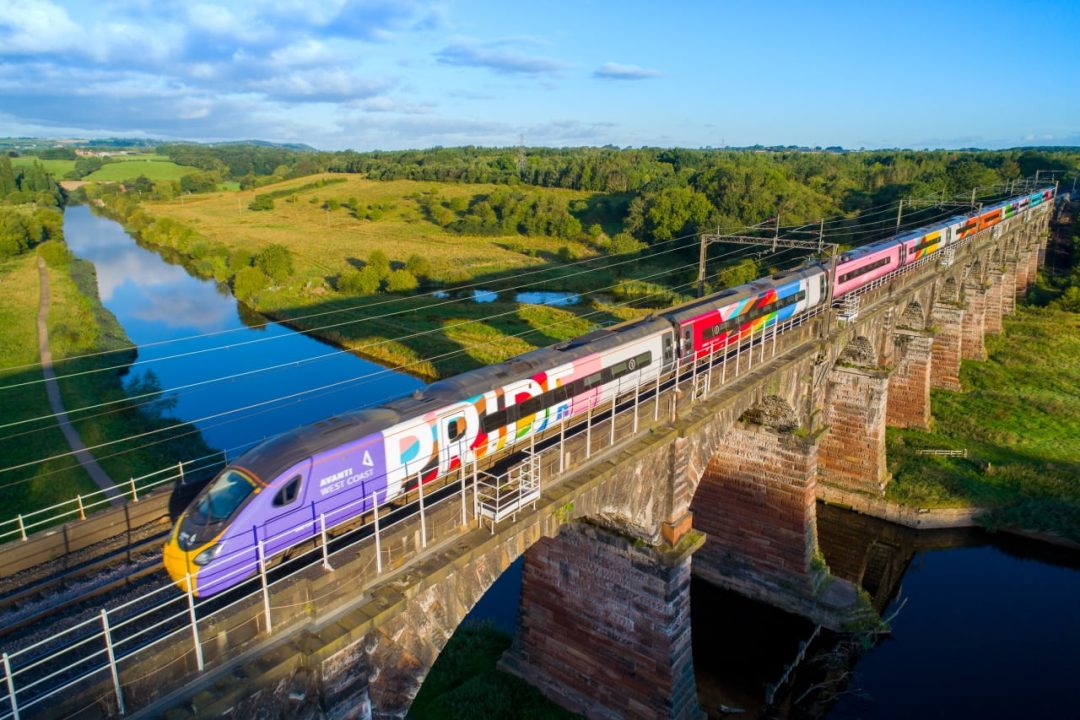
[[518, 397, 542, 417], [583, 371, 603, 389], [273, 475, 302, 507], [913, 234, 940, 252], [839, 257, 891, 284], [446, 416, 465, 441]]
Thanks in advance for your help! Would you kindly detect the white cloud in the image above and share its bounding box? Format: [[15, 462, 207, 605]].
[[0, 0, 83, 55], [593, 62, 662, 80]]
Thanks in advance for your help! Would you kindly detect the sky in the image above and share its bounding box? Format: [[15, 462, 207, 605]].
[[0, 0, 1078, 151]]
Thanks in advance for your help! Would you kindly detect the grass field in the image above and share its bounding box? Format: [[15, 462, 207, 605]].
[[10, 155, 77, 177], [144, 173, 601, 284], [0, 248, 213, 521], [132, 174, 676, 379], [0, 254, 100, 517], [83, 159, 200, 182], [886, 303, 1080, 541]]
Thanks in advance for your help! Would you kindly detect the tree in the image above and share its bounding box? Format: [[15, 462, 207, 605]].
[[625, 187, 713, 243], [384, 268, 419, 293], [337, 266, 381, 294], [254, 244, 293, 282], [0, 156, 17, 197], [367, 249, 391, 279], [249, 194, 275, 211], [232, 266, 270, 300], [404, 254, 432, 279]]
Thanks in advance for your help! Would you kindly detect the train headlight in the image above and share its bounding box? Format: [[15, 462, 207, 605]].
[[193, 544, 222, 566]]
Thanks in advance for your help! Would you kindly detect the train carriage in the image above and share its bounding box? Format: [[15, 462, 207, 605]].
[[166, 315, 673, 596], [832, 239, 903, 298], [666, 267, 825, 360]]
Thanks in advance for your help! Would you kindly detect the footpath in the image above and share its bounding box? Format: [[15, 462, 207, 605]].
[[36, 256, 124, 506]]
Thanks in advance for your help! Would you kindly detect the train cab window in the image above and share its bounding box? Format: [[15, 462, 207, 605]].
[[273, 475, 302, 507], [446, 416, 466, 441]]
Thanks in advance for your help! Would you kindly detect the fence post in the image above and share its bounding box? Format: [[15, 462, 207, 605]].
[[632, 381, 640, 435], [129, 477, 138, 503], [559, 416, 566, 473], [608, 394, 616, 446], [371, 492, 382, 574], [100, 609, 126, 717], [76, 494, 85, 521], [184, 574, 204, 671], [417, 472, 427, 549], [177, 461, 185, 485], [319, 514, 333, 572], [2, 652, 18, 720], [654, 367, 661, 422], [16, 515, 26, 542], [460, 464, 468, 527], [585, 405, 592, 459], [257, 541, 272, 634], [471, 464, 480, 524]]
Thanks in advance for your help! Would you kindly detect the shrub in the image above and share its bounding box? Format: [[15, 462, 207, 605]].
[[254, 244, 294, 282], [337, 267, 381, 295], [232, 266, 269, 301], [37, 240, 73, 268], [248, 194, 275, 211], [367, 249, 391, 279], [404, 254, 433, 279], [385, 269, 419, 293]]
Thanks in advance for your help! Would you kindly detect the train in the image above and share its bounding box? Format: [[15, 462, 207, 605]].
[[164, 185, 1054, 596]]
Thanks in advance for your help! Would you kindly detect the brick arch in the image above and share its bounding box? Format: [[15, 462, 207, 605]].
[[739, 394, 799, 432], [939, 276, 960, 303], [837, 335, 877, 367], [900, 299, 925, 329]]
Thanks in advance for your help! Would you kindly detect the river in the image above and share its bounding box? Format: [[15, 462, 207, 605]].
[[61, 205, 423, 455]]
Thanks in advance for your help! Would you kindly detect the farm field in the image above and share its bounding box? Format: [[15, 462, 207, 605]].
[[83, 158, 200, 181], [10, 155, 76, 177], [143, 173, 602, 283], [128, 174, 673, 379]]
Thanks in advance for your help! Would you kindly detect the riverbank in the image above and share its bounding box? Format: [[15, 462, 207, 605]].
[[0, 224, 214, 518]]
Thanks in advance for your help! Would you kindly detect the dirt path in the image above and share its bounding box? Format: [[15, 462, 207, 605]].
[[36, 256, 125, 506]]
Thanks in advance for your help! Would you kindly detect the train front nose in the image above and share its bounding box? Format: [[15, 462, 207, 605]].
[[163, 529, 199, 594]]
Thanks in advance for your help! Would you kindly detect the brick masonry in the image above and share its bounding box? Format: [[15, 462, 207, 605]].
[[886, 330, 932, 429], [819, 366, 889, 494], [1014, 250, 1031, 296], [983, 272, 1004, 334], [961, 279, 987, 361], [500, 522, 705, 720], [1000, 261, 1017, 316]]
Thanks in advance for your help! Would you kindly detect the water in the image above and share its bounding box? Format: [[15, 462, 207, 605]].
[[456, 504, 1079, 719], [431, 288, 580, 306], [62, 205, 423, 455]]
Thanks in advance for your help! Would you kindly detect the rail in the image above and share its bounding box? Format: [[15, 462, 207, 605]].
[[0, 207, 1044, 719]]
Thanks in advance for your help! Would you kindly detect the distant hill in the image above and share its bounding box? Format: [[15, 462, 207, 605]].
[[209, 140, 317, 152]]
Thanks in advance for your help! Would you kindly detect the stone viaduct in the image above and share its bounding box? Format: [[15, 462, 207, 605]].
[[42, 202, 1052, 720]]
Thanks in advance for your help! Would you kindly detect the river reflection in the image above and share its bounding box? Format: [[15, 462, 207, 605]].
[[692, 504, 1080, 719], [62, 205, 423, 454]]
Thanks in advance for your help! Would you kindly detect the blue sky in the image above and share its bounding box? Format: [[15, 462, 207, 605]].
[[0, 0, 1077, 150]]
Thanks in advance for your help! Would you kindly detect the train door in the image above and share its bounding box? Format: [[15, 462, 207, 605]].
[[662, 331, 675, 370], [261, 458, 313, 557], [682, 325, 694, 359], [437, 410, 470, 478]]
